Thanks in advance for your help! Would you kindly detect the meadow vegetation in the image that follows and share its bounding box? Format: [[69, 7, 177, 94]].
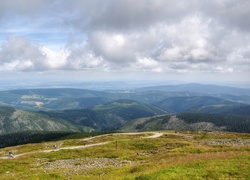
[[0, 131, 249, 179]]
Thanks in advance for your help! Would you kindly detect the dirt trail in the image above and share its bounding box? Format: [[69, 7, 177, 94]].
[[145, 132, 162, 138], [1, 132, 163, 159], [116, 132, 163, 138], [42, 142, 109, 153], [1, 142, 109, 159]]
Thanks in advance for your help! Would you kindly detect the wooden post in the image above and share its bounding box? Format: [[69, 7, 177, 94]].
[[116, 140, 118, 152]]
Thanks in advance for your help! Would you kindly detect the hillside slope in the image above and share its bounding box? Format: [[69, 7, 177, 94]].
[[0, 106, 87, 134], [153, 96, 240, 113], [0, 88, 207, 110], [0, 131, 249, 179], [0, 88, 111, 111], [136, 83, 250, 96], [1, 85, 249, 111], [187, 104, 250, 116], [44, 99, 167, 131], [120, 113, 250, 133]]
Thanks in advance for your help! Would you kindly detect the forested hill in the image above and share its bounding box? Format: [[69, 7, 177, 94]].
[[1, 84, 250, 111], [0, 106, 87, 134], [0, 84, 249, 136], [43, 99, 166, 131], [136, 83, 250, 96], [187, 104, 250, 116], [120, 113, 250, 133], [176, 113, 250, 133], [153, 96, 240, 113]]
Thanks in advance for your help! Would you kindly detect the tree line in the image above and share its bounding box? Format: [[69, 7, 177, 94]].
[[177, 113, 250, 133]]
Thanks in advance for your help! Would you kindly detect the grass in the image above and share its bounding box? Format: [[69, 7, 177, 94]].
[[0, 131, 249, 179], [131, 154, 250, 180]]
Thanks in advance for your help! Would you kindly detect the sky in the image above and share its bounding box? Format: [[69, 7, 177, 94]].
[[0, 0, 250, 87]]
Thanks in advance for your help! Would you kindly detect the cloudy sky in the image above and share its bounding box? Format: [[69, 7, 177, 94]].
[[0, 0, 250, 86]]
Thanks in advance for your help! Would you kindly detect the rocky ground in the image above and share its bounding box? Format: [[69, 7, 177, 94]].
[[197, 139, 250, 146], [42, 157, 133, 169], [37, 157, 134, 177]]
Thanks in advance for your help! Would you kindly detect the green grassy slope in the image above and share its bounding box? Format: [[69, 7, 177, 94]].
[[0, 131, 249, 179]]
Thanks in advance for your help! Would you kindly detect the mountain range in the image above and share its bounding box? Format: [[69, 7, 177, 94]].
[[0, 83, 249, 139]]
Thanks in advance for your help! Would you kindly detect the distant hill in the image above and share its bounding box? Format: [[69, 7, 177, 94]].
[[44, 99, 166, 131], [0, 106, 88, 134], [104, 90, 203, 104], [8, 88, 108, 97], [187, 104, 250, 116], [0, 88, 112, 111], [1, 84, 249, 111], [0, 85, 249, 134], [42, 97, 110, 110], [0, 88, 205, 110], [136, 83, 250, 96], [120, 113, 250, 133], [153, 96, 240, 113]]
